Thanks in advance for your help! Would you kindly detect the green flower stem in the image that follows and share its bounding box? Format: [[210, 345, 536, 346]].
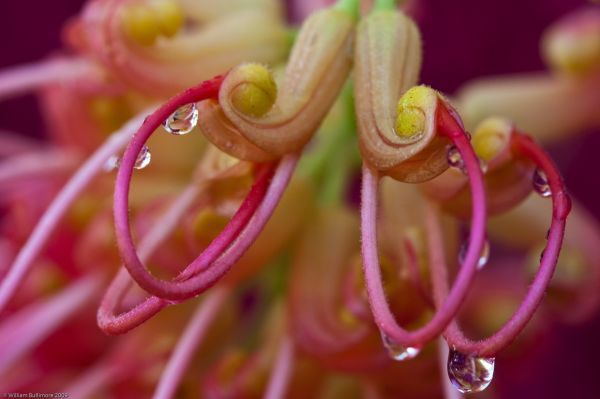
[[300, 83, 360, 205]]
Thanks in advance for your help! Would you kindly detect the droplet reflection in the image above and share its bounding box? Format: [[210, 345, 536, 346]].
[[163, 103, 199, 135], [380, 331, 420, 362], [447, 349, 495, 393], [532, 168, 551, 198]]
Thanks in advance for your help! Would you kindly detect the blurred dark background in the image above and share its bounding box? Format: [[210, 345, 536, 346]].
[[0, 0, 599, 397]]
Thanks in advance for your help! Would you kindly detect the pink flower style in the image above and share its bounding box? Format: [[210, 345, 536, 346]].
[[0, 0, 599, 397]]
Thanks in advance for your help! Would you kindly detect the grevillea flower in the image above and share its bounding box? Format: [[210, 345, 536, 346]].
[[0, 0, 599, 398]]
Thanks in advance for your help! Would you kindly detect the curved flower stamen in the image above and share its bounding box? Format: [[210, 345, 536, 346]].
[[437, 132, 571, 356], [360, 97, 486, 349], [114, 74, 302, 300]]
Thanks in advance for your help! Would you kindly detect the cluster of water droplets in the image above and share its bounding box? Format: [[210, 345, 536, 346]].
[[447, 349, 496, 393], [104, 103, 199, 172], [532, 168, 551, 197], [458, 237, 490, 270], [380, 331, 420, 362]]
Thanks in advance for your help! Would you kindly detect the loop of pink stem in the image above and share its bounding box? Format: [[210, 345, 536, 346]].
[[440, 132, 571, 356], [0, 111, 150, 315], [153, 286, 230, 399], [0, 58, 95, 101], [359, 102, 487, 349], [114, 75, 300, 301], [100, 154, 298, 334]]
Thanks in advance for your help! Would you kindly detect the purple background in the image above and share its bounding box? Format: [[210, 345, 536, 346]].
[[1, 1, 599, 398]]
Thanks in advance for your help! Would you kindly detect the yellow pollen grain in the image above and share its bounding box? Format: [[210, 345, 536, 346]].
[[150, 0, 184, 38], [120, 4, 160, 46], [395, 86, 436, 139], [395, 108, 425, 138], [230, 64, 277, 118]]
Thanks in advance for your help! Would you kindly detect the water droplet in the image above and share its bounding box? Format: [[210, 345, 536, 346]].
[[447, 349, 495, 393], [380, 331, 420, 361], [103, 155, 120, 172], [458, 238, 490, 270], [134, 145, 151, 170], [447, 145, 466, 173], [532, 168, 551, 197], [163, 103, 198, 135]]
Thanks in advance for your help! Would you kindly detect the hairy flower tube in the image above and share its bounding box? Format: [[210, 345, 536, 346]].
[[1, 0, 600, 398]]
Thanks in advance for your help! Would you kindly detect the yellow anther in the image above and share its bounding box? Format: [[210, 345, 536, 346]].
[[395, 86, 435, 139], [120, 4, 160, 46], [471, 117, 512, 162], [395, 108, 425, 138], [230, 64, 277, 118], [150, 0, 184, 38]]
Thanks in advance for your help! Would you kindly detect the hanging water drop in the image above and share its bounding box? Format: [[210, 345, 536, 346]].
[[447, 145, 466, 173], [447, 349, 495, 394], [134, 145, 151, 170], [532, 168, 551, 197], [458, 238, 490, 270], [380, 331, 420, 361], [163, 103, 199, 135]]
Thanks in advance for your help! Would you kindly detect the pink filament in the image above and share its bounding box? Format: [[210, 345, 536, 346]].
[[264, 336, 295, 399], [0, 58, 95, 101], [65, 361, 120, 399], [0, 149, 78, 188], [0, 130, 42, 157], [0, 274, 102, 375], [440, 132, 571, 356], [100, 155, 298, 334], [0, 112, 149, 314], [359, 102, 487, 348], [153, 287, 230, 399]]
